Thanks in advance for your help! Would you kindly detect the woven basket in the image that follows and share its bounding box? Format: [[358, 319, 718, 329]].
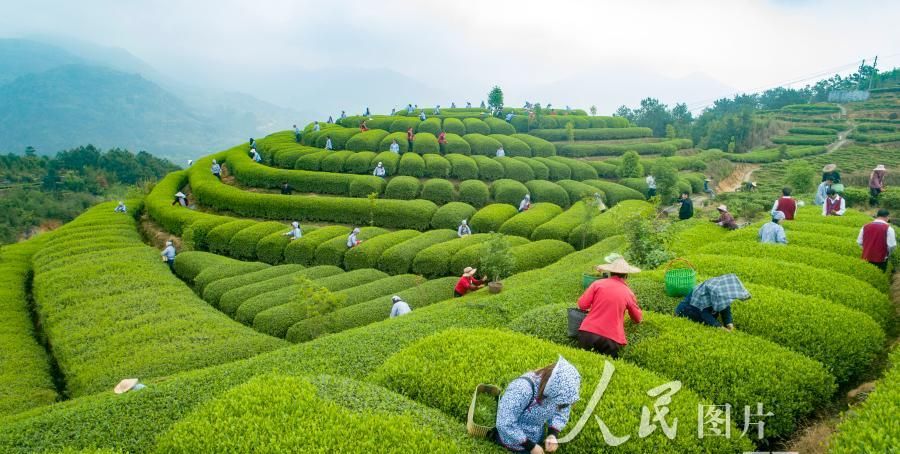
[[664, 258, 696, 297], [466, 383, 501, 438]]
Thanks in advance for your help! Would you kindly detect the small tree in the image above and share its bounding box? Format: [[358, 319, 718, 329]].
[[651, 159, 679, 203], [590, 105, 597, 116], [487, 86, 504, 116], [367, 192, 378, 226], [624, 215, 674, 269], [616, 150, 644, 178], [785, 160, 817, 193], [480, 232, 515, 283], [665, 124, 676, 139], [293, 275, 347, 320], [532, 103, 543, 129], [580, 194, 602, 249], [727, 136, 736, 153], [778, 144, 789, 160], [565, 121, 575, 144]]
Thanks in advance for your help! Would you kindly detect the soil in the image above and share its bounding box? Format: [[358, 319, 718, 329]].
[[716, 164, 761, 193]]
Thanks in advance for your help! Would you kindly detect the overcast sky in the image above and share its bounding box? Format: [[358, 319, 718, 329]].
[[2, 0, 898, 113]]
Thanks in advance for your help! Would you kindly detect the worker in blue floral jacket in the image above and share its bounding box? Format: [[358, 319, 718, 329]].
[[490, 356, 581, 453]]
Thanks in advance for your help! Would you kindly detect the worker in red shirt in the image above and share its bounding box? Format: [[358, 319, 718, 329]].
[[454, 267, 484, 297], [576, 258, 642, 358], [858, 209, 897, 271], [437, 131, 447, 144], [407, 127, 415, 150], [360, 120, 369, 132], [771, 187, 798, 220]]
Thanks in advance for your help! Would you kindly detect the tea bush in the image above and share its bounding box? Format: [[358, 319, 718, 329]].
[[462, 118, 490, 135], [513, 156, 550, 179], [556, 179, 601, 203], [173, 250, 243, 283], [256, 229, 293, 264], [491, 179, 529, 205], [445, 153, 479, 179], [471, 155, 505, 180], [568, 200, 655, 247], [511, 133, 556, 156], [423, 153, 451, 178], [417, 117, 442, 135], [295, 150, 327, 170], [206, 220, 255, 255], [226, 221, 286, 261], [431, 202, 478, 230], [490, 134, 531, 157], [314, 227, 389, 267], [589, 161, 619, 178], [377, 132, 410, 153], [384, 175, 421, 200], [345, 129, 390, 152], [193, 261, 270, 294], [377, 229, 459, 275], [528, 126, 653, 141], [420, 179, 457, 205], [547, 156, 599, 181], [227, 266, 348, 323], [464, 133, 504, 156], [283, 225, 348, 265], [498, 203, 563, 238], [470, 203, 519, 233], [372, 150, 400, 174], [412, 132, 440, 154], [398, 152, 426, 177], [203, 264, 305, 307], [457, 180, 490, 207], [524, 180, 570, 207], [772, 134, 836, 146], [442, 132, 472, 155], [559, 139, 692, 158], [531, 201, 591, 242], [534, 157, 572, 180], [320, 150, 353, 173], [389, 117, 420, 133], [411, 233, 495, 277], [344, 230, 421, 270], [441, 117, 466, 135], [450, 238, 573, 277], [494, 156, 534, 182], [583, 180, 645, 205], [484, 117, 516, 135]]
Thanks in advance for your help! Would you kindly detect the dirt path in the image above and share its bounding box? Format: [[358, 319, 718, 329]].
[[824, 104, 853, 155], [716, 163, 761, 193]]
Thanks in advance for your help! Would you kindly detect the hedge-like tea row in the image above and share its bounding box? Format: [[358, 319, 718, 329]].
[[528, 126, 653, 141], [469, 203, 519, 233], [412, 233, 505, 277], [490, 178, 529, 205], [788, 126, 839, 135], [511, 133, 556, 156], [0, 240, 58, 417], [558, 139, 693, 158], [848, 131, 900, 143], [370, 328, 754, 452], [225, 266, 346, 321], [28, 202, 286, 397], [226, 221, 288, 261], [173, 250, 246, 284], [314, 227, 388, 267], [682, 254, 892, 328], [202, 264, 306, 306], [627, 277, 884, 385], [771, 134, 836, 146], [430, 202, 477, 230], [207, 220, 255, 255], [283, 226, 349, 265], [530, 201, 591, 242], [449, 238, 574, 278], [494, 156, 535, 182], [722, 228, 862, 258], [498, 202, 563, 238], [781, 103, 841, 114], [583, 180, 646, 205], [155, 374, 474, 452], [193, 260, 270, 294], [568, 200, 655, 247], [507, 307, 835, 438], [251, 268, 390, 337], [377, 229, 459, 275], [286, 276, 458, 343], [344, 230, 422, 270], [828, 347, 900, 453]]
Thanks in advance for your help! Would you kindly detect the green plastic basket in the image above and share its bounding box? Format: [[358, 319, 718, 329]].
[[664, 258, 696, 297]]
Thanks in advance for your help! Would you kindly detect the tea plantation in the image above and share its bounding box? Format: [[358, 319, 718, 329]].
[[0, 98, 898, 453]]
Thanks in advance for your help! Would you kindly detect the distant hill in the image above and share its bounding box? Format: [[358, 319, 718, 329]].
[[0, 38, 309, 161]]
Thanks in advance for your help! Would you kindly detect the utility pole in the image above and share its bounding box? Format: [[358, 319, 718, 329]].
[[868, 56, 878, 91]]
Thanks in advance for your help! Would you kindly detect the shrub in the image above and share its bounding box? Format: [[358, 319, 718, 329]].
[[829, 348, 900, 453], [256, 230, 293, 264], [377, 132, 410, 153], [785, 160, 817, 193], [462, 118, 490, 135], [378, 230, 459, 275], [344, 230, 422, 270], [412, 234, 493, 277], [457, 180, 490, 207], [286, 276, 458, 342], [420, 179, 457, 205], [509, 115, 529, 132], [511, 134, 556, 156], [620, 177, 650, 197], [441, 133, 471, 155], [583, 180, 646, 205], [416, 117, 442, 135], [207, 220, 256, 255], [528, 126, 653, 141], [203, 264, 306, 307], [556, 179, 600, 203], [494, 156, 535, 182], [348, 177, 386, 198], [0, 241, 57, 417], [173, 250, 242, 283], [422, 153, 451, 178], [344, 151, 378, 174], [531, 201, 591, 241], [319, 150, 353, 173], [498, 203, 564, 238], [29, 203, 286, 397], [383, 176, 421, 200], [313, 127, 359, 150], [389, 117, 420, 133], [470, 155, 505, 180], [397, 152, 426, 177], [372, 150, 401, 175], [463, 133, 504, 157], [431, 202, 478, 230], [558, 139, 692, 158], [154, 374, 469, 453], [508, 239, 575, 273], [483, 116, 516, 135], [283, 226, 348, 265], [228, 266, 346, 322], [772, 134, 836, 146], [445, 153, 478, 179], [412, 132, 440, 154], [193, 260, 270, 294], [548, 156, 598, 181], [294, 150, 328, 170], [490, 134, 531, 157], [314, 227, 389, 267], [227, 222, 288, 261], [370, 328, 754, 452], [533, 157, 572, 180], [788, 126, 837, 135], [469, 203, 519, 233], [512, 156, 549, 179], [441, 117, 466, 135], [490, 178, 529, 206], [568, 200, 655, 247], [524, 180, 570, 207]]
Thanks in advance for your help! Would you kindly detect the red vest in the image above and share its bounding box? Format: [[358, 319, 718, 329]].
[[825, 197, 842, 216], [861, 222, 890, 263], [776, 197, 797, 220]]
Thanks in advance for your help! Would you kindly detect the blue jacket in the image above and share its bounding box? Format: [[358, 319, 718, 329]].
[[496, 357, 580, 451]]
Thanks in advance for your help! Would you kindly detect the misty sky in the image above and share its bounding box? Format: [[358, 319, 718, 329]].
[[2, 0, 899, 114]]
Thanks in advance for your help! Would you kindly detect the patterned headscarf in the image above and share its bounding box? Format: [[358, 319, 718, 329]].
[[544, 355, 581, 406]]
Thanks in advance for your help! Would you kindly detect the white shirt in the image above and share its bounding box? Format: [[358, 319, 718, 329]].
[[390, 300, 411, 318], [857, 219, 897, 254], [374, 166, 386, 177], [313, 123, 321, 131], [458, 224, 471, 237], [389, 143, 400, 153], [347, 233, 359, 248], [519, 198, 531, 212], [496, 148, 505, 157], [325, 139, 333, 150], [286, 227, 302, 240], [646, 175, 657, 189], [822, 196, 846, 216]]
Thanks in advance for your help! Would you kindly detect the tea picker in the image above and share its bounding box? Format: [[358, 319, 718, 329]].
[[114, 201, 127, 213], [823, 189, 846, 216], [858, 209, 897, 271], [675, 274, 751, 330], [389, 295, 411, 318], [283, 222, 303, 241], [458, 219, 472, 237], [758, 211, 788, 244], [518, 194, 531, 212], [712, 205, 738, 230], [454, 267, 484, 297], [572, 257, 643, 359], [160, 240, 176, 272], [114, 378, 146, 394], [347, 228, 362, 248], [373, 162, 386, 178], [211, 160, 222, 180]]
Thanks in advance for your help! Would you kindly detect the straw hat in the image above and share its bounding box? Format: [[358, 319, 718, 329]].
[[595, 258, 641, 275], [175, 192, 186, 198], [874, 164, 886, 171], [463, 267, 478, 277], [391, 295, 402, 303], [114, 378, 140, 394], [822, 164, 837, 172], [717, 204, 728, 212], [291, 221, 299, 227]]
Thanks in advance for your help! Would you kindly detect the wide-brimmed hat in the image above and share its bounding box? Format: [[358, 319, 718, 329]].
[[291, 221, 299, 227], [595, 258, 641, 275], [175, 192, 186, 198], [874, 164, 887, 171], [461, 219, 467, 225], [823, 164, 837, 172], [463, 267, 478, 276], [114, 378, 140, 394], [352, 228, 360, 234], [717, 204, 728, 212]]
